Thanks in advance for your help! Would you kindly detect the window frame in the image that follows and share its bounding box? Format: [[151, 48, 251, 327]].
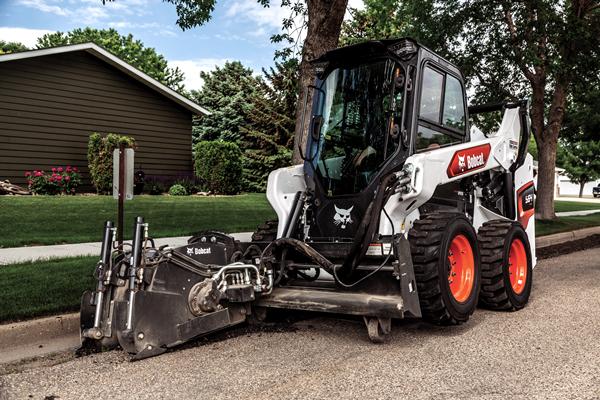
[[417, 62, 467, 137], [442, 73, 467, 132]]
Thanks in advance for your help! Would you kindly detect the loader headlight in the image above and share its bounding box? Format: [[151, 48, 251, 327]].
[[388, 39, 417, 59], [313, 61, 329, 78]]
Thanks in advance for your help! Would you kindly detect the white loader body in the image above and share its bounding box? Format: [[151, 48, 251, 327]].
[[267, 107, 536, 267]]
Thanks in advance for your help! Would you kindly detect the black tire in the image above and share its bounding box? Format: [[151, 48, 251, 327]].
[[408, 212, 481, 325], [478, 220, 533, 310], [251, 219, 278, 242]]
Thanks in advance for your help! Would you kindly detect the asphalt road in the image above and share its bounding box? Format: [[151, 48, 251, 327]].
[[1, 248, 600, 400]]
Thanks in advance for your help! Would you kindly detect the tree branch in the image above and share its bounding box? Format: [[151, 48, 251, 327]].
[[502, 3, 536, 82]]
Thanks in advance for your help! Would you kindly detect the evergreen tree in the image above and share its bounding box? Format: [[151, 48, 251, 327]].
[[191, 60, 298, 191], [241, 59, 298, 191], [190, 61, 258, 143], [0, 40, 28, 54]]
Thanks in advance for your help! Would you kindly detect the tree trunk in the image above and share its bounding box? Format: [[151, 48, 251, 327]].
[[535, 83, 567, 220], [579, 181, 585, 198], [291, 0, 349, 164], [536, 137, 558, 219]]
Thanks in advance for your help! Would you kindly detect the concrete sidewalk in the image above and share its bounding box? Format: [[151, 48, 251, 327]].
[[3, 223, 600, 266], [555, 209, 600, 217], [556, 196, 600, 203], [0, 232, 253, 265]]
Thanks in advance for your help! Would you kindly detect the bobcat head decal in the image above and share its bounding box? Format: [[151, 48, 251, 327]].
[[457, 154, 466, 171], [334, 205, 354, 229]]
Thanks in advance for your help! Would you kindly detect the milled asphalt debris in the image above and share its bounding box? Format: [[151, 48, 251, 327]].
[[1, 247, 599, 399]]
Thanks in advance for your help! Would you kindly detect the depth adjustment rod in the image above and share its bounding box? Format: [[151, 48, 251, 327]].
[[82, 221, 115, 340], [125, 216, 146, 332]]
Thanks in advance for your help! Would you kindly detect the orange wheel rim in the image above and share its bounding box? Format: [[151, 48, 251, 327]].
[[508, 238, 528, 294], [447, 234, 475, 303]]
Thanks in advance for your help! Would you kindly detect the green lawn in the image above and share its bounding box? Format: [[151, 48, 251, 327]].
[[554, 200, 600, 213], [0, 256, 96, 322], [535, 213, 600, 237], [2, 199, 600, 323], [535, 200, 600, 236], [1, 194, 599, 249], [0, 194, 276, 248]]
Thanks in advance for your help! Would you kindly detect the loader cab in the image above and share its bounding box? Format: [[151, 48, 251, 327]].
[[302, 38, 469, 240]]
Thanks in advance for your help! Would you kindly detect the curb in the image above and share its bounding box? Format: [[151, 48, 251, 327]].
[[535, 226, 600, 249], [0, 227, 598, 361], [0, 313, 79, 351]]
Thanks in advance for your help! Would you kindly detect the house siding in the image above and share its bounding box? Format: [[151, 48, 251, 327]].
[[0, 51, 194, 188]]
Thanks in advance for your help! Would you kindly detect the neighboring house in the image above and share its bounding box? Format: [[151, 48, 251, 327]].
[[533, 162, 600, 198], [555, 167, 600, 197], [0, 43, 209, 189]]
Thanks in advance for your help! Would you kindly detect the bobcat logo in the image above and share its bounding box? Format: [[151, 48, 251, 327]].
[[458, 154, 466, 171], [334, 205, 354, 229]]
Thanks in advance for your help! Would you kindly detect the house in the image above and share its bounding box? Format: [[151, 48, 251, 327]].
[[533, 162, 600, 198], [0, 43, 209, 189], [555, 167, 600, 198]]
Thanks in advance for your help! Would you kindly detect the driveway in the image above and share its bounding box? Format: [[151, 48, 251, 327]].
[[1, 247, 599, 399]]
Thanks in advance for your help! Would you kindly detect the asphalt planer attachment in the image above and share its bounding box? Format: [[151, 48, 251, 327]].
[[80, 212, 421, 360]]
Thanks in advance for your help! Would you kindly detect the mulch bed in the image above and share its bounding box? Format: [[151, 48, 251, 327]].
[[537, 234, 600, 260]]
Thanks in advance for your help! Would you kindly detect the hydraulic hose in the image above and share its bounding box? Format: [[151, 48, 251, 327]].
[[261, 237, 335, 275], [263, 172, 399, 283]]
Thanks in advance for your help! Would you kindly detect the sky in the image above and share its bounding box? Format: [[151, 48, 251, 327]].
[[0, 0, 363, 90]]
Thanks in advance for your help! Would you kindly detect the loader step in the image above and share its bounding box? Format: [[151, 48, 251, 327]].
[[257, 287, 405, 318]]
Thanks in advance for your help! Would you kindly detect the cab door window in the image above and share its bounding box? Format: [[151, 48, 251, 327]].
[[442, 74, 466, 131], [419, 67, 443, 122], [416, 65, 466, 151]]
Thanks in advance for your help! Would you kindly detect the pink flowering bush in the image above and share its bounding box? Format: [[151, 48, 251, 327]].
[[25, 166, 82, 195]]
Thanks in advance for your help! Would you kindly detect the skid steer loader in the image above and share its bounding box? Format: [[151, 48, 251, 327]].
[[79, 38, 536, 360]]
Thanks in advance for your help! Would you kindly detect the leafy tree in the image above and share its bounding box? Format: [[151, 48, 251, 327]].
[[557, 140, 600, 198], [557, 82, 600, 197], [343, 0, 600, 220], [527, 136, 538, 161], [563, 82, 600, 142], [194, 140, 243, 194], [342, 0, 463, 53], [462, 1, 600, 219], [241, 59, 298, 190], [190, 61, 258, 143], [37, 28, 185, 92], [191, 60, 298, 191], [87, 132, 136, 194], [0, 40, 28, 54], [104, 0, 348, 165]]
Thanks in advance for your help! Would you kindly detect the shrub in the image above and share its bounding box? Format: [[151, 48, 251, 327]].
[[143, 175, 169, 195], [194, 140, 242, 195], [173, 176, 203, 194], [25, 166, 82, 195], [168, 184, 187, 196], [87, 133, 136, 194]]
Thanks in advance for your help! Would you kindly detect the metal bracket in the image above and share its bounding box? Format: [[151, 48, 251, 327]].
[[393, 234, 422, 318]]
